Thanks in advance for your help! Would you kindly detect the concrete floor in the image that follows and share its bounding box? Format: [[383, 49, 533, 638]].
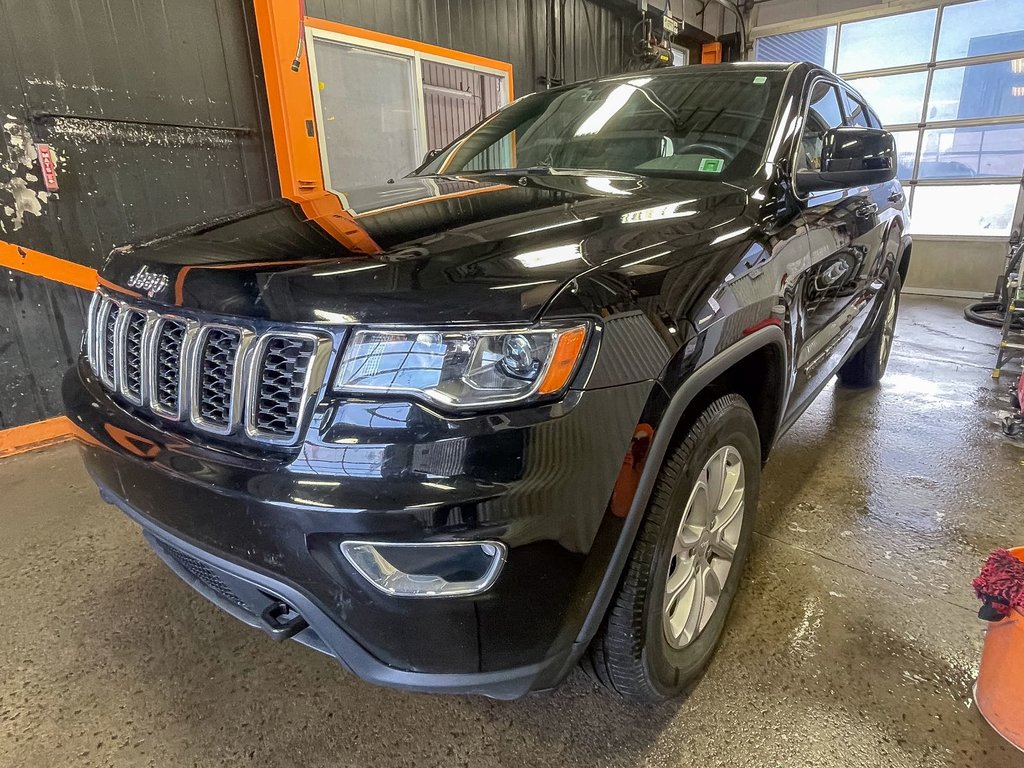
[[2, 296, 1023, 768]]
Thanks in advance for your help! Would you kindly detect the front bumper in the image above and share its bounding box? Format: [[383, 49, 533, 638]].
[[65, 356, 654, 697]]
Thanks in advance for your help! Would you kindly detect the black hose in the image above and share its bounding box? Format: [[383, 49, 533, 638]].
[[964, 300, 1008, 328], [963, 240, 1024, 329]]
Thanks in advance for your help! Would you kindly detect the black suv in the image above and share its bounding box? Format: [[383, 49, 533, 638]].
[[64, 63, 909, 701]]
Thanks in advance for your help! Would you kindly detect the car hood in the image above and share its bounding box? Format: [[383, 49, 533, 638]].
[[100, 173, 750, 325]]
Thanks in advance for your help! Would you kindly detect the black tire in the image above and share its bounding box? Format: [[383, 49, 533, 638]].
[[586, 394, 761, 702], [837, 275, 901, 388]]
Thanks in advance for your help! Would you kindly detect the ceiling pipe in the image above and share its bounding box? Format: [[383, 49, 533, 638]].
[[706, 0, 747, 58]]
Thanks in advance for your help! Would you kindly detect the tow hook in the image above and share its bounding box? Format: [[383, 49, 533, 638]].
[[260, 600, 309, 641]]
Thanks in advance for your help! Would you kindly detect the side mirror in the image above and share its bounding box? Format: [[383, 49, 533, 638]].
[[422, 148, 443, 165], [797, 127, 897, 193]]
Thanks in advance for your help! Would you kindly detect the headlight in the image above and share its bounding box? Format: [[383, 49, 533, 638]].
[[333, 323, 589, 409]]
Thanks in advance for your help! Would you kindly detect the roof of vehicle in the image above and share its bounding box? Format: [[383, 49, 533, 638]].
[[536, 61, 802, 96]]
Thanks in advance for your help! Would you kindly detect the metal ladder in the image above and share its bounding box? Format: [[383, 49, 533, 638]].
[[993, 238, 1024, 379]]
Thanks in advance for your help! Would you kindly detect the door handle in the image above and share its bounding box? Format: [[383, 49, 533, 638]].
[[854, 202, 879, 218], [888, 191, 905, 204]]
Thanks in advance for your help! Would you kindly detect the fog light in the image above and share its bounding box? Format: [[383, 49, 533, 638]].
[[340, 540, 506, 597]]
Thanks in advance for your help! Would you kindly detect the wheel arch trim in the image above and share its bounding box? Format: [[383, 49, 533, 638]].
[[569, 324, 788, 655]]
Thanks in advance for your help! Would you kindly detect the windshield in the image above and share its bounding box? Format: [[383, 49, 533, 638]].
[[416, 69, 786, 183]]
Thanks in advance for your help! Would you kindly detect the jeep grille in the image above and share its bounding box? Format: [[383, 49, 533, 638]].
[[86, 289, 327, 445]]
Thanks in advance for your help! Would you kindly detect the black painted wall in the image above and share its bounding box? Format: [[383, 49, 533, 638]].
[[0, 0, 631, 430], [0, 0, 274, 429], [311, 0, 630, 92]]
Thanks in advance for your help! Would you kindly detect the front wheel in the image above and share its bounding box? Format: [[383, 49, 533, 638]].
[[586, 394, 760, 702], [838, 274, 901, 388]]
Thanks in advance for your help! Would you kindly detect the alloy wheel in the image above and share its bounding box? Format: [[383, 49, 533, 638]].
[[879, 289, 898, 367], [663, 445, 745, 649]]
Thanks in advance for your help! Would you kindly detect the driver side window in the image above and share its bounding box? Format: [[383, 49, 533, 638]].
[[798, 82, 844, 172]]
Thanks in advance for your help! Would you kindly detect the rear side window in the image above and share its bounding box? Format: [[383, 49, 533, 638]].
[[843, 89, 871, 127], [798, 81, 845, 171]]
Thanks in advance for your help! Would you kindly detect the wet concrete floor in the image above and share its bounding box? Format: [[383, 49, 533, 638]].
[[1, 296, 1022, 767]]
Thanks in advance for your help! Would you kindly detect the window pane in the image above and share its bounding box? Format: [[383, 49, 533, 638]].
[[797, 83, 844, 171], [910, 184, 1018, 236], [754, 27, 836, 69], [928, 60, 1024, 121], [891, 130, 920, 180], [837, 9, 937, 73], [847, 72, 927, 125], [936, 0, 1024, 60], [843, 89, 869, 127], [918, 124, 1024, 179], [313, 39, 421, 188]]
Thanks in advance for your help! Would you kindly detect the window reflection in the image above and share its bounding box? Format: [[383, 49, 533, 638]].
[[928, 61, 1024, 121], [910, 185, 1018, 237], [919, 124, 1024, 179], [846, 72, 927, 126], [936, 0, 1024, 60], [836, 8, 936, 73]]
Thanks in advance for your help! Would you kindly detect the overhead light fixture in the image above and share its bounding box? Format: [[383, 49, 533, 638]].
[[490, 279, 558, 291], [514, 243, 583, 268], [575, 84, 636, 136], [585, 176, 632, 195], [620, 201, 698, 223], [314, 263, 386, 277], [710, 226, 752, 245]]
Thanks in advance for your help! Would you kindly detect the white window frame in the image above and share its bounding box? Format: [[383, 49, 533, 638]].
[[305, 26, 511, 195]]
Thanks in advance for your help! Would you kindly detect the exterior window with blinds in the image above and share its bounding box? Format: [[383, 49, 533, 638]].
[[306, 27, 511, 192]]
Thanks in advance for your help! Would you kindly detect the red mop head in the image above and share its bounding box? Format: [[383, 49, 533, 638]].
[[974, 549, 1024, 620]]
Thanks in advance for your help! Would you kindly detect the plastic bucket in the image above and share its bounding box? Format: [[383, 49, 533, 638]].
[[976, 546, 1024, 752]]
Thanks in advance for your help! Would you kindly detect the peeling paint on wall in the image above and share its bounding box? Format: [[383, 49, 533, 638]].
[[1, 116, 53, 232], [45, 116, 239, 149], [24, 76, 114, 94]]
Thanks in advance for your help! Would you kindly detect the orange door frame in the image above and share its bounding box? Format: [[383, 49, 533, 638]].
[[251, 0, 514, 254]]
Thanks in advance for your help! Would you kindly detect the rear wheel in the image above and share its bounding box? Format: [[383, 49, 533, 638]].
[[587, 394, 760, 702], [838, 275, 901, 387]]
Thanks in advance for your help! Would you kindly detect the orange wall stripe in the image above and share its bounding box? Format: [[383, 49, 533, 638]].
[[0, 240, 98, 292], [0, 416, 76, 458]]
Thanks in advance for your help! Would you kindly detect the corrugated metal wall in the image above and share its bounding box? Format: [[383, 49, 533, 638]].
[[0, 0, 630, 432], [308, 0, 630, 93]]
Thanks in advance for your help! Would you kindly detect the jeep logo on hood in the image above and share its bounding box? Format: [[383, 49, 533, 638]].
[[126, 265, 169, 298]]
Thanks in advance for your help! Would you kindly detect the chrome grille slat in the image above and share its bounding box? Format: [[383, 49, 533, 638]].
[[117, 308, 149, 405], [85, 292, 102, 373], [189, 325, 244, 434], [86, 289, 324, 446], [150, 317, 188, 419], [99, 299, 120, 388], [245, 333, 320, 443]]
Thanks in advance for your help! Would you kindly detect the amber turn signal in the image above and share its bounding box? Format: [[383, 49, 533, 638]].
[[538, 325, 588, 394]]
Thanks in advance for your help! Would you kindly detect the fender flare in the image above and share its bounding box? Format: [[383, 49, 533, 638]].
[[570, 323, 789, 652]]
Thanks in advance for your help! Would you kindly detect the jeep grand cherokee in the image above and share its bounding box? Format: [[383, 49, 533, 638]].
[[64, 63, 910, 701]]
